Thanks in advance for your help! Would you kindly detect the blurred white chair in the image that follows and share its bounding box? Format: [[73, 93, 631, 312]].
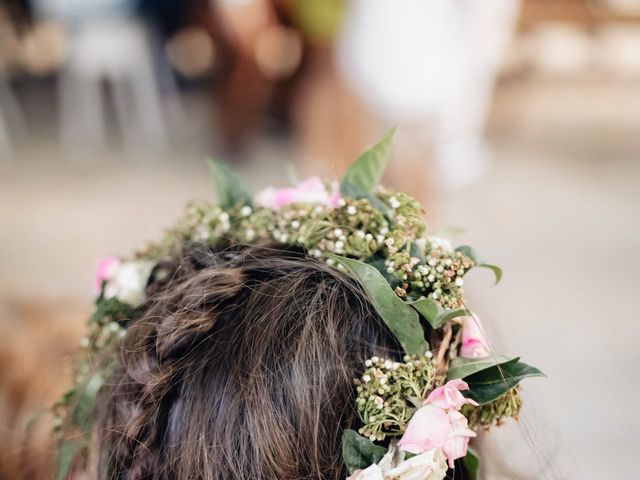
[[33, 0, 168, 159]]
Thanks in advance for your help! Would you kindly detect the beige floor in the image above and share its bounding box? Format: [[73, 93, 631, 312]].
[[1, 77, 639, 479]]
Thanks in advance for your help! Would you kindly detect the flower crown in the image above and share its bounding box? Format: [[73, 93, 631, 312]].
[[55, 130, 543, 480]]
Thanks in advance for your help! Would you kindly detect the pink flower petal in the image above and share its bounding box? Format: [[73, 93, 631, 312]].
[[255, 177, 341, 210], [447, 410, 477, 438], [398, 404, 452, 454], [441, 435, 470, 469], [273, 189, 298, 208], [426, 379, 477, 410], [95, 256, 119, 293], [460, 316, 491, 359]]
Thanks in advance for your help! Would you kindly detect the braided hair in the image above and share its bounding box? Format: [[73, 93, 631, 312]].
[[96, 243, 400, 479]]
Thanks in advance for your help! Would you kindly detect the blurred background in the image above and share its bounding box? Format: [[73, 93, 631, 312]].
[[0, 0, 639, 478]]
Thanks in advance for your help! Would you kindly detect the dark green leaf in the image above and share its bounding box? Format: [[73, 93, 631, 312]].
[[447, 355, 513, 380], [340, 128, 396, 195], [409, 241, 425, 262], [332, 256, 428, 355], [342, 429, 387, 475], [409, 297, 468, 329], [464, 357, 545, 405], [462, 447, 480, 480], [206, 158, 253, 209], [456, 245, 502, 285]]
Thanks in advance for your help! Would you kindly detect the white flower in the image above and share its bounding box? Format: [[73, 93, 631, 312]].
[[347, 463, 385, 480], [103, 261, 154, 307], [346, 446, 447, 480], [386, 449, 448, 480], [427, 236, 454, 252]]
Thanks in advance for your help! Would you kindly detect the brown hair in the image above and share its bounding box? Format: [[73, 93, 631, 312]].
[[96, 243, 400, 479]]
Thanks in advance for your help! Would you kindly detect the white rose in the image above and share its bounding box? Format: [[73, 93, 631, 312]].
[[386, 449, 448, 480], [346, 463, 385, 480], [104, 261, 154, 306]]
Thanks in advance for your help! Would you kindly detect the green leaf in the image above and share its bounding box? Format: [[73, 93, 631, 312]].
[[340, 128, 396, 195], [447, 355, 513, 380], [456, 245, 502, 285], [409, 297, 468, 329], [342, 429, 387, 475], [56, 440, 83, 480], [365, 256, 400, 287], [464, 357, 545, 405], [332, 256, 428, 355], [71, 372, 104, 428], [340, 181, 391, 215], [206, 158, 253, 209], [462, 447, 480, 480]]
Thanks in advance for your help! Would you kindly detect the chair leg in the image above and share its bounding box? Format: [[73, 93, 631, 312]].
[[59, 68, 106, 159]]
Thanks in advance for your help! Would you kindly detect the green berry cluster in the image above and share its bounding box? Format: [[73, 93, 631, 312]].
[[462, 386, 523, 430], [354, 354, 436, 441]]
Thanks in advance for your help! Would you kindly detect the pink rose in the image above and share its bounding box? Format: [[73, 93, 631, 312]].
[[425, 379, 478, 411], [460, 316, 491, 359], [255, 177, 341, 210], [399, 379, 478, 468], [94, 256, 119, 293], [398, 404, 452, 455]]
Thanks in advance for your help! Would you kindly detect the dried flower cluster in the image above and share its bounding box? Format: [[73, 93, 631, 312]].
[[145, 189, 473, 310], [355, 354, 436, 441], [462, 386, 523, 430]]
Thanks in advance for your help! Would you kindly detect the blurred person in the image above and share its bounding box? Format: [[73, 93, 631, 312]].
[[334, 0, 520, 199]]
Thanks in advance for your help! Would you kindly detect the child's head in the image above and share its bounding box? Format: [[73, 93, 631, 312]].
[[98, 244, 398, 479], [57, 139, 540, 479]]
